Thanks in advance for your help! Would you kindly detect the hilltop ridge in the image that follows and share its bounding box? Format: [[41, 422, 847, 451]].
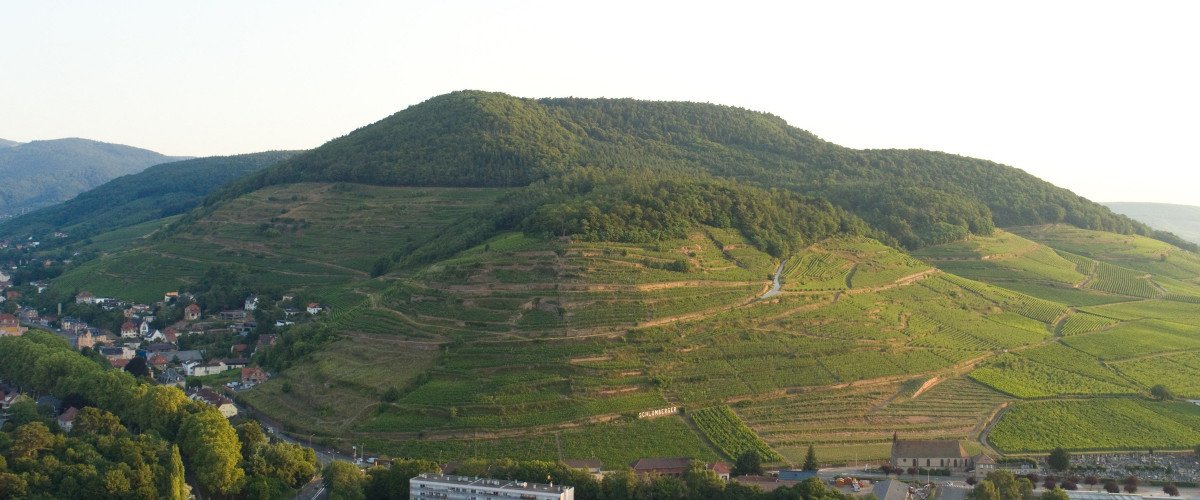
[[211, 90, 1183, 251]]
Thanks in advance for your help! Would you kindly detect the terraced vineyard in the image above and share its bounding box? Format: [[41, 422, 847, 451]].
[[23, 86, 1200, 476], [1112, 351, 1200, 398], [968, 352, 1134, 398], [989, 399, 1200, 452], [1063, 319, 1200, 360], [782, 250, 852, 291], [48, 182, 1200, 465], [823, 237, 931, 289], [739, 378, 1003, 463], [916, 230, 1086, 286], [1088, 261, 1161, 298], [1058, 312, 1119, 336], [690, 406, 784, 462]]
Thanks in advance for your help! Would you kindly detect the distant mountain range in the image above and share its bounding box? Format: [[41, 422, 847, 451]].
[[0, 138, 186, 217], [0, 150, 300, 243], [1105, 202, 1200, 245], [0, 138, 20, 148]]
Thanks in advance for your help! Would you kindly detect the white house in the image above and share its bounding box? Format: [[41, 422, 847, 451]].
[[306, 303, 322, 315], [184, 360, 229, 377], [57, 407, 79, 432], [145, 329, 166, 342], [188, 388, 238, 418]]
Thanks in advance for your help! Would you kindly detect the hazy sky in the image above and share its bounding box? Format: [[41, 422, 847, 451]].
[[2, 1, 1198, 204]]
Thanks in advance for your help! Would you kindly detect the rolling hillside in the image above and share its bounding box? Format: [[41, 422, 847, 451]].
[[214, 90, 1186, 251], [0, 150, 299, 244], [0, 138, 187, 216], [37, 91, 1200, 466], [0, 138, 19, 148], [1106, 201, 1200, 245]]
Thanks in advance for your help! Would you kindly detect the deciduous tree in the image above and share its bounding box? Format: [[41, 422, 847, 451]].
[[323, 461, 365, 500], [1047, 448, 1070, 472], [1040, 488, 1069, 500]]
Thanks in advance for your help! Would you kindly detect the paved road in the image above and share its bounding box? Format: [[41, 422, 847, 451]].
[[937, 485, 969, 500], [761, 260, 786, 299], [235, 403, 355, 466]]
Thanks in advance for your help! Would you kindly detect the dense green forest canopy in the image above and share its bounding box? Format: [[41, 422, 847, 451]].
[[0, 331, 318, 497], [0, 151, 298, 244], [203, 90, 1186, 251], [511, 168, 871, 256]]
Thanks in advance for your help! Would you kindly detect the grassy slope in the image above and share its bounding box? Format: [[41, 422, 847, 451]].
[[53, 186, 1200, 462], [916, 226, 1200, 452]]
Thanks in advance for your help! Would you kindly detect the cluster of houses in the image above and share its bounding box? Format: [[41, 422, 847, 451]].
[[0, 312, 27, 336], [0, 270, 34, 307], [0, 385, 80, 433], [1, 286, 327, 419]]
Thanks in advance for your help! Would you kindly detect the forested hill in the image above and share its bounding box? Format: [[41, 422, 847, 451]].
[[0, 138, 19, 148], [0, 151, 299, 243], [0, 138, 186, 216], [212, 90, 1184, 250]]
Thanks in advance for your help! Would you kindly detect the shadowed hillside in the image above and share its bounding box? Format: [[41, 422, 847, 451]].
[[0, 150, 299, 244], [0, 138, 186, 216]]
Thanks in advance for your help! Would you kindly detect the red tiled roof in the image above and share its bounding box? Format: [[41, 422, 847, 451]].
[[191, 388, 233, 406], [58, 406, 79, 423]]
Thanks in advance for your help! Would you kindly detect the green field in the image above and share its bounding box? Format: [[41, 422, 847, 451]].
[[968, 351, 1134, 398], [916, 230, 1086, 286], [1063, 319, 1200, 360], [989, 399, 1200, 452], [1112, 351, 1200, 398], [690, 406, 784, 462]]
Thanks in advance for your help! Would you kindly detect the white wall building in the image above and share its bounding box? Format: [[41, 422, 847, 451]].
[[410, 474, 574, 500]]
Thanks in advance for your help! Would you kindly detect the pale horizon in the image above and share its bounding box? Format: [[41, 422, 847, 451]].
[[3, 1, 1198, 205]]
